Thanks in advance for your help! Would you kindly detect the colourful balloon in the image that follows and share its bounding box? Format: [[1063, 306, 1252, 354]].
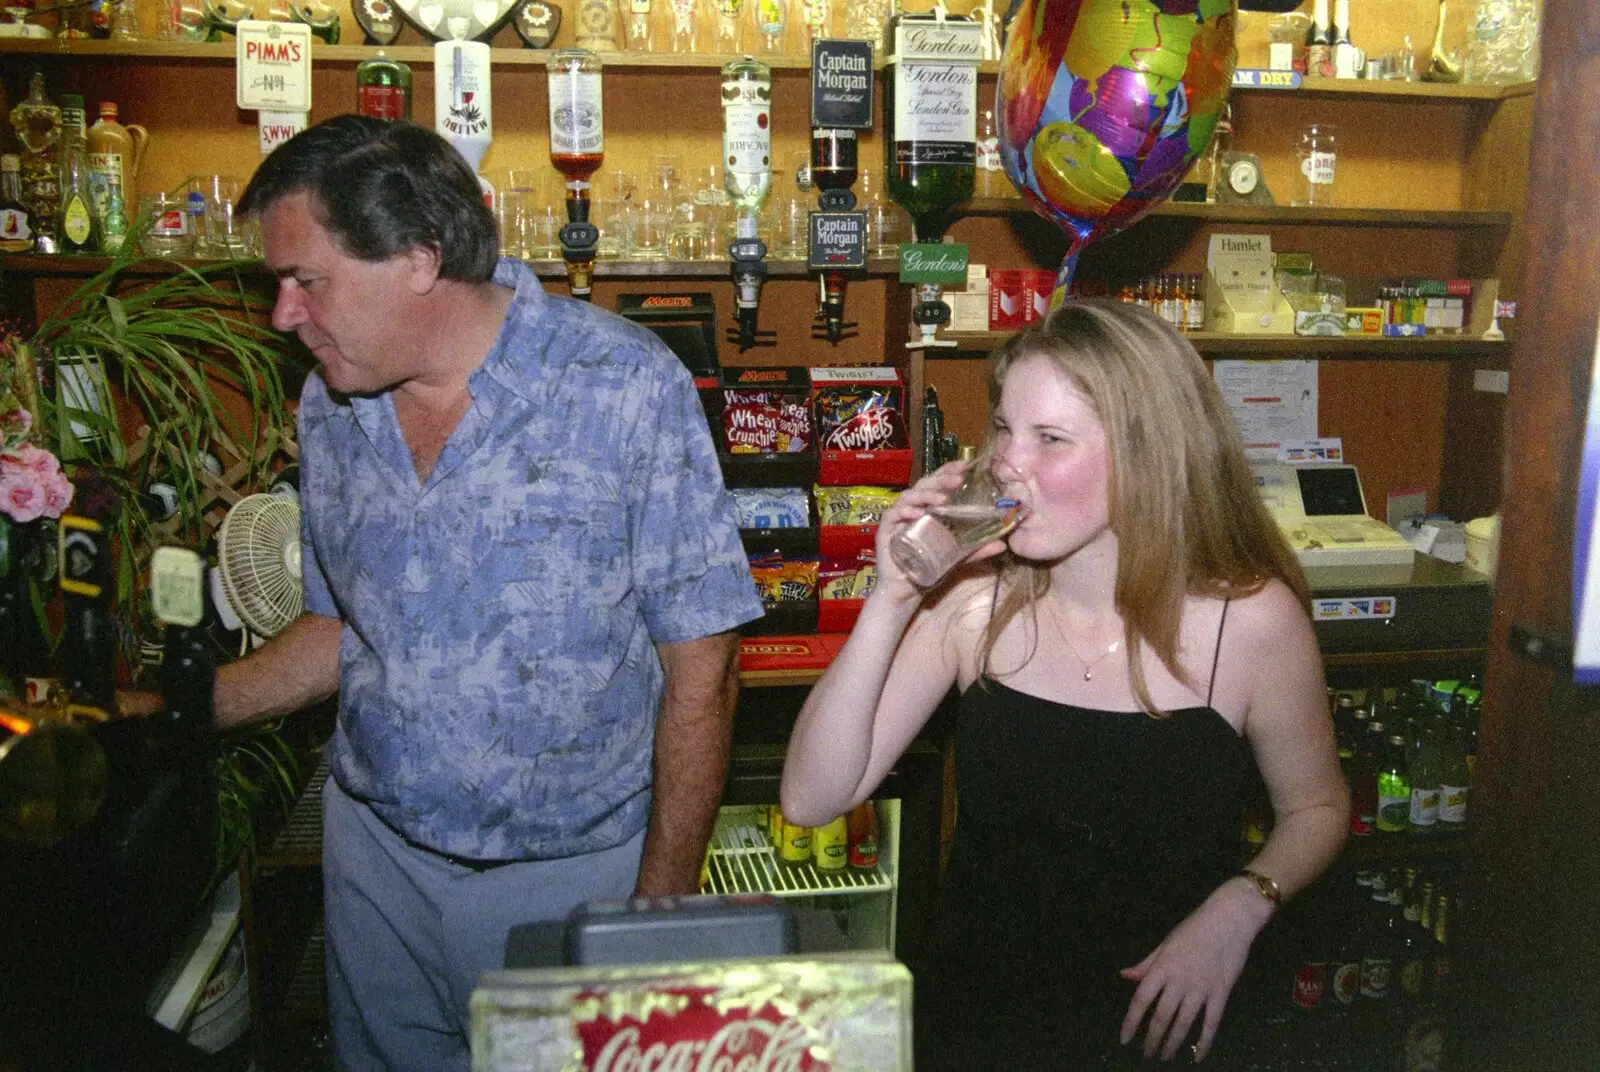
[[997, 0, 1238, 300]]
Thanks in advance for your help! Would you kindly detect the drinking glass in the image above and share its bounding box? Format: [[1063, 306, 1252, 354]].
[[859, 169, 910, 258], [767, 195, 810, 261], [190, 175, 246, 258], [1294, 123, 1338, 206], [525, 202, 562, 261], [138, 192, 194, 257], [496, 185, 533, 259], [628, 196, 674, 260], [498, 167, 544, 259], [593, 196, 630, 259], [888, 467, 1024, 588], [646, 153, 683, 200]]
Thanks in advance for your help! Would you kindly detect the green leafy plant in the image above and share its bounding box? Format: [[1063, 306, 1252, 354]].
[[213, 719, 302, 880], [12, 233, 311, 877]]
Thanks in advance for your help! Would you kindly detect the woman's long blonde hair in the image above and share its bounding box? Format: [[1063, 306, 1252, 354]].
[[975, 299, 1309, 715]]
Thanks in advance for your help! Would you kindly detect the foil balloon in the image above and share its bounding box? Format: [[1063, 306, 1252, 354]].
[[997, 0, 1238, 302]]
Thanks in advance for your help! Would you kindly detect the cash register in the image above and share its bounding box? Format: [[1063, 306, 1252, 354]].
[[1252, 461, 1416, 568], [1251, 462, 1492, 654]]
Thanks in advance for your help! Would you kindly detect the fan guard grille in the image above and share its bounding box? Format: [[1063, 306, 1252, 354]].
[[216, 493, 304, 638]]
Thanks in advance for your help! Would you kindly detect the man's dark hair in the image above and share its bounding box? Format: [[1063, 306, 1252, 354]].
[[239, 116, 498, 283]]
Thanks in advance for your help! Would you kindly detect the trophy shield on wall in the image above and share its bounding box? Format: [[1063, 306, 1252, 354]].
[[513, 0, 560, 47], [390, 0, 518, 40], [353, 0, 402, 42]]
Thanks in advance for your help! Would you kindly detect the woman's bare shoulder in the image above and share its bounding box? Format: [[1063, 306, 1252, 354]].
[[1215, 577, 1319, 662]]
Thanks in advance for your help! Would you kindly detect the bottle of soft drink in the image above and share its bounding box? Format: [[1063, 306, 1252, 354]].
[[814, 815, 849, 872], [847, 800, 880, 870]]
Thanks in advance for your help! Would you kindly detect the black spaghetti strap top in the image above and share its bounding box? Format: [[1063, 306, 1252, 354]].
[[912, 602, 1255, 1070]]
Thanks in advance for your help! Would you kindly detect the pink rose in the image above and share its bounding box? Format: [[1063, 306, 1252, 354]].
[[0, 473, 46, 523], [43, 472, 74, 517], [12, 443, 60, 478]]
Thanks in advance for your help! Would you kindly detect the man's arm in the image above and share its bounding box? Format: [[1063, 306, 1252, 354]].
[[214, 612, 343, 730], [634, 630, 741, 897]]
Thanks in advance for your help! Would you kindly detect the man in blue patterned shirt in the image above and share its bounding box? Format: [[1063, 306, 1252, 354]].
[[224, 117, 764, 1072]]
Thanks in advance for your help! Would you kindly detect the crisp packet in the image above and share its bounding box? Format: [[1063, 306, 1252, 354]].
[[814, 485, 897, 527], [750, 556, 820, 605], [733, 487, 811, 529], [819, 556, 878, 600]]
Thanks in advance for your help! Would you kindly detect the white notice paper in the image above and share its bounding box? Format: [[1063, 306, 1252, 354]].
[[1214, 359, 1318, 461]]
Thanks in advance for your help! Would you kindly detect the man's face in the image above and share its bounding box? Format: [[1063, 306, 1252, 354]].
[[260, 191, 422, 395]]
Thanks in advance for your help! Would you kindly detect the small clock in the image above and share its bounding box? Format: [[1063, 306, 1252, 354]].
[[1217, 151, 1275, 206]]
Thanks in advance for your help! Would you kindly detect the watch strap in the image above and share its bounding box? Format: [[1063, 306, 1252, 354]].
[[1240, 867, 1282, 906]]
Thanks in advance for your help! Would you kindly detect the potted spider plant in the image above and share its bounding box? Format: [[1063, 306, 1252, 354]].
[[4, 232, 313, 880]]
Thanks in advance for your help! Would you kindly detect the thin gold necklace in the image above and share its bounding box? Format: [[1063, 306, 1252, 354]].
[[1045, 602, 1122, 682]]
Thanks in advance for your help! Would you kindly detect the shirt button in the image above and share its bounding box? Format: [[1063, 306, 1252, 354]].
[[413, 615, 424, 626]]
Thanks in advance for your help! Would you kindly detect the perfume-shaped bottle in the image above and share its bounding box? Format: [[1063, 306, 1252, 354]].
[[9, 72, 62, 254]]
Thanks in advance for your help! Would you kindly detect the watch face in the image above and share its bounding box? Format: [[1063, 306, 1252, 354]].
[[1228, 158, 1261, 196]]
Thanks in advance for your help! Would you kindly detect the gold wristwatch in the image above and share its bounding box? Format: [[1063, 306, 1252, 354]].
[[1240, 868, 1281, 906]]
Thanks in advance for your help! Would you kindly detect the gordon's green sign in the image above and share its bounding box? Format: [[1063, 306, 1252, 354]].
[[899, 243, 969, 284]]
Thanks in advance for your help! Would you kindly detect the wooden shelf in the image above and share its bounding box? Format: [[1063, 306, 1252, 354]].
[[0, 38, 1539, 100], [0, 251, 902, 279], [959, 197, 1513, 230], [938, 331, 1509, 358], [0, 38, 823, 69]]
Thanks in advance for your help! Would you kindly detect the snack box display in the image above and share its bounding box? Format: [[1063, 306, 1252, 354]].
[[809, 367, 913, 487], [471, 952, 912, 1072]]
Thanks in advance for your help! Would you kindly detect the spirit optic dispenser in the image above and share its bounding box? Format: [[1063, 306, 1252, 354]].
[[434, 40, 494, 200], [884, 9, 980, 349], [721, 54, 775, 350], [548, 47, 605, 302], [807, 38, 873, 344]]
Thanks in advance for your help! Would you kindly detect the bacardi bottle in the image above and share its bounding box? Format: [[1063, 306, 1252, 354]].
[[722, 54, 774, 347], [722, 54, 772, 229]]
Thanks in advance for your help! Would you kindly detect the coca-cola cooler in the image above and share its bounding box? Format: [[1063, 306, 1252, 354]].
[[709, 684, 947, 968]]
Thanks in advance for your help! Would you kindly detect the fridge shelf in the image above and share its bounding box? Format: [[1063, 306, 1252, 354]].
[[701, 819, 892, 899]]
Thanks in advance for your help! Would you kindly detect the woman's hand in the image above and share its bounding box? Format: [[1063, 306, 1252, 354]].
[[1117, 879, 1273, 1062], [872, 461, 1010, 602]]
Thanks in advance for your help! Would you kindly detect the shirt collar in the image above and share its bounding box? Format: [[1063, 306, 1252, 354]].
[[476, 257, 552, 404]]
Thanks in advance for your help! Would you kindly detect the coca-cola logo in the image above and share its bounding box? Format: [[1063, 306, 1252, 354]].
[[578, 987, 825, 1072]]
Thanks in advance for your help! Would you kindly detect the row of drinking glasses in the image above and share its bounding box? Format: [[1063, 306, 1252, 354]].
[[491, 162, 912, 264], [135, 175, 258, 260]]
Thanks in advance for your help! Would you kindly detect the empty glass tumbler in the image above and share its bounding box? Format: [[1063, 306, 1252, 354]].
[[1294, 124, 1337, 207]]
